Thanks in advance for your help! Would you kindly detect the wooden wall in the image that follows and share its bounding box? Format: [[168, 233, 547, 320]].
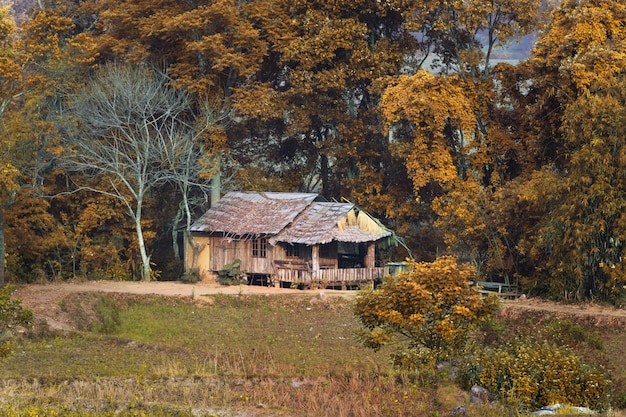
[[209, 237, 274, 274], [189, 233, 367, 280]]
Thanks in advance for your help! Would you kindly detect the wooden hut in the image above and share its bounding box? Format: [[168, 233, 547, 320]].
[[185, 191, 394, 287]]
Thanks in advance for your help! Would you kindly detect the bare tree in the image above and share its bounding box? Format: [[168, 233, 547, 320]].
[[158, 99, 227, 261], [63, 63, 217, 281]]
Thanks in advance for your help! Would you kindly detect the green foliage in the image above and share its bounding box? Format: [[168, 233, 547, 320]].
[[354, 256, 500, 375], [0, 285, 33, 357], [180, 268, 199, 284], [92, 295, 121, 334], [460, 341, 611, 411], [542, 319, 604, 352], [217, 259, 247, 286]]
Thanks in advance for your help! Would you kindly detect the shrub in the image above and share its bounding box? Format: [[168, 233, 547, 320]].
[[180, 268, 200, 284], [217, 259, 247, 286], [92, 295, 121, 334], [460, 340, 611, 411], [542, 319, 604, 351], [0, 284, 33, 357], [354, 256, 500, 376]]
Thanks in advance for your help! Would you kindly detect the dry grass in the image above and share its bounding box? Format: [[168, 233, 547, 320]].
[[0, 291, 624, 416]]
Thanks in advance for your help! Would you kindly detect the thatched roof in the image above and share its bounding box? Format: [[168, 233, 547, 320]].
[[270, 202, 391, 245], [190, 191, 392, 245], [190, 191, 320, 237]]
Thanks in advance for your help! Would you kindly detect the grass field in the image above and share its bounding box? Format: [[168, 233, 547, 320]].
[[0, 292, 624, 417]]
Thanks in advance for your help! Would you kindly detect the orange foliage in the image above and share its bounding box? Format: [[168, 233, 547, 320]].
[[355, 256, 499, 369]]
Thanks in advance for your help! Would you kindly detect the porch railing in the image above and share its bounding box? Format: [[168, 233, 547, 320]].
[[273, 266, 388, 284]]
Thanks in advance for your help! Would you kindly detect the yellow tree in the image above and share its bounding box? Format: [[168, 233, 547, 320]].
[[524, 0, 626, 168], [379, 0, 543, 277], [354, 256, 499, 372], [228, 0, 429, 258], [0, 5, 27, 286], [0, 0, 102, 283], [505, 0, 626, 302], [233, 0, 413, 196]]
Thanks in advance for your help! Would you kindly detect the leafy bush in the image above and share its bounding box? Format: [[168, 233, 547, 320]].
[[217, 259, 247, 286], [542, 319, 604, 351], [180, 268, 199, 284], [92, 295, 121, 334], [0, 284, 33, 357], [460, 341, 611, 411], [354, 256, 500, 376]]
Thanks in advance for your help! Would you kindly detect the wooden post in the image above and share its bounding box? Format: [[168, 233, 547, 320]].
[[365, 242, 375, 269], [312, 245, 320, 272]]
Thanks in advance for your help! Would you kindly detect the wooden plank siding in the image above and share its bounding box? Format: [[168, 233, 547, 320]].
[[209, 238, 275, 274], [274, 266, 388, 284], [201, 235, 387, 285]]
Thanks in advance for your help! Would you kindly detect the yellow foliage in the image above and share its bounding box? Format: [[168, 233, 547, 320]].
[[0, 162, 19, 207], [464, 341, 611, 411], [382, 71, 477, 198], [355, 256, 500, 369]]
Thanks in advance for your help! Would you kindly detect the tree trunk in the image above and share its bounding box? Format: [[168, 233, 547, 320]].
[[0, 207, 5, 287], [211, 153, 221, 207], [312, 245, 320, 272], [172, 202, 185, 261], [320, 154, 329, 198], [364, 242, 375, 269], [133, 202, 152, 281]]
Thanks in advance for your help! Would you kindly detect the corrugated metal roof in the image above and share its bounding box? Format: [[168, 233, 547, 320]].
[[190, 191, 392, 244], [190, 191, 320, 237]]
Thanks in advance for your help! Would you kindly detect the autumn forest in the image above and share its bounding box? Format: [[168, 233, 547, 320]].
[[0, 0, 625, 304]]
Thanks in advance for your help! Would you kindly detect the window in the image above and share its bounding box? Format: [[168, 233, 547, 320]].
[[252, 238, 267, 258], [285, 244, 300, 258]]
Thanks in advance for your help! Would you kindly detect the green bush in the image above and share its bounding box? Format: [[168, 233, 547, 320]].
[[541, 319, 604, 351], [0, 284, 33, 357], [460, 340, 611, 411], [92, 295, 121, 334], [180, 268, 200, 284], [217, 259, 247, 286]]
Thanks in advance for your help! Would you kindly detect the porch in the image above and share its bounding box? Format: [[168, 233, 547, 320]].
[[272, 261, 388, 285]]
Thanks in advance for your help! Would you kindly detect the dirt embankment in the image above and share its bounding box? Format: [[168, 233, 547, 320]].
[[13, 280, 351, 330], [13, 280, 626, 331]]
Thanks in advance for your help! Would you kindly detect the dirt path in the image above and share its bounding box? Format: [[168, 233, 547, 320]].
[[12, 280, 626, 330]]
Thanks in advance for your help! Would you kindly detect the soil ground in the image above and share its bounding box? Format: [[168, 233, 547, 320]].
[[12, 279, 626, 331]]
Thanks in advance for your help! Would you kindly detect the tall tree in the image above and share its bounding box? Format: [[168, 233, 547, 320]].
[[515, 0, 626, 301], [62, 64, 212, 281], [235, 0, 420, 198], [0, 0, 102, 284], [87, 0, 266, 205], [378, 0, 543, 274], [224, 0, 430, 260], [0, 5, 27, 286]]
